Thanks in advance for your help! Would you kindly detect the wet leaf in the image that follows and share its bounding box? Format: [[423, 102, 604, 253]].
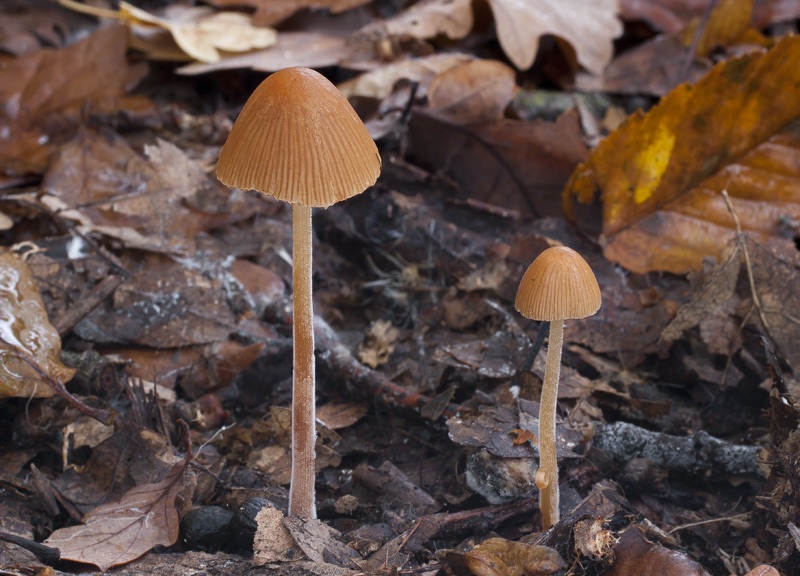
[[443, 539, 565, 576], [0, 25, 146, 177], [0, 252, 75, 398], [428, 60, 518, 124], [603, 527, 709, 576], [72, 253, 237, 348], [564, 35, 800, 274], [45, 458, 186, 571], [487, 0, 622, 73], [41, 131, 230, 254]]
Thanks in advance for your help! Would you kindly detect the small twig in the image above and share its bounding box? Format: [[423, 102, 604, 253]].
[[668, 511, 750, 534], [53, 274, 123, 335], [679, 0, 718, 84], [721, 189, 769, 330]]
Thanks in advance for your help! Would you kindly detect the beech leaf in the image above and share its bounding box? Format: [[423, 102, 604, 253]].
[[564, 34, 800, 274], [45, 458, 186, 571]]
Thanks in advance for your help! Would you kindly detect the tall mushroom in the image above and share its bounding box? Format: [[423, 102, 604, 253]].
[[216, 67, 381, 518], [515, 246, 601, 528]]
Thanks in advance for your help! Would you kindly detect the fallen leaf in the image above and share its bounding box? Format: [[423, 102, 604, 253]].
[[409, 109, 588, 218], [684, 0, 755, 58], [0, 25, 147, 177], [443, 539, 565, 576], [603, 527, 709, 576], [45, 457, 186, 571], [357, 0, 473, 42], [661, 241, 742, 343], [60, 1, 276, 63], [41, 130, 222, 254], [619, 0, 800, 33], [487, 0, 623, 73], [0, 252, 76, 398], [427, 59, 518, 124], [71, 253, 237, 348], [205, 0, 372, 26], [177, 31, 352, 74], [358, 319, 399, 368], [338, 53, 474, 99], [564, 35, 800, 274], [315, 402, 368, 429], [575, 33, 713, 97]]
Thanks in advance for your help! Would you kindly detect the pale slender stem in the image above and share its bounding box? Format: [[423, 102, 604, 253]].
[[538, 319, 563, 529], [289, 204, 317, 518]]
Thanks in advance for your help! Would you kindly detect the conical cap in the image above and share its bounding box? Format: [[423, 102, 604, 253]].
[[515, 246, 601, 321], [216, 67, 381, 208]]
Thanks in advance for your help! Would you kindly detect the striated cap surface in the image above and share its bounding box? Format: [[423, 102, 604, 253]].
[[515, 246, 601, 321], [216, 67, 380, 208]]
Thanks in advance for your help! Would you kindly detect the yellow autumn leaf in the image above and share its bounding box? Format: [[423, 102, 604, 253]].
[[564, 34, 800, 274]]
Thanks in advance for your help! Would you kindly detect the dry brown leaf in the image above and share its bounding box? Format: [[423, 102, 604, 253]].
[[428, 59, 518, 124], [45, 458, 186, 571], [409, 109, 588, 218], [0, 25, 146, 177], [316, 402, 368, 429], [41, 131, 218, 254], [0, 252, 75, 398], [339, 53, 474, 99], [60, 1, 276, 63], [178, 31, 352, 74], [487, 0, 622, 73], [359, 0, 473, 41], [205, 0, 372, 26], [358, 319, 399, 368], [564, 35, 800, 274]]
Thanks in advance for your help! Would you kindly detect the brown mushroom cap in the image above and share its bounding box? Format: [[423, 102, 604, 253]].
[[515, 246, 601, 321], [216, 67, 381, 208]]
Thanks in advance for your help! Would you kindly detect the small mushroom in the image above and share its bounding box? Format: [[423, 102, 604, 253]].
[[515, 246, 601, 528], [216, 67, 381, 517]]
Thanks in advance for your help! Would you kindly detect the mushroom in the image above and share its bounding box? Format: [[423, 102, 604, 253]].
[[216, 67, 381, 518], [514, 246, 601, 528]]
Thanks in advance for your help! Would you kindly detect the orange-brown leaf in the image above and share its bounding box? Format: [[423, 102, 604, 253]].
[[0, 252, 75, 398], [564, 34, 800, 274]]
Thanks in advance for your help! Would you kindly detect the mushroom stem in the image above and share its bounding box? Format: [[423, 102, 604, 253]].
[[289, 204, 317, 518], [538, 319, 563, 529]]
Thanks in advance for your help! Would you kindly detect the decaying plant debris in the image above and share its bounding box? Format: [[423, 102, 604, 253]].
[[2, 1, 800, 575]]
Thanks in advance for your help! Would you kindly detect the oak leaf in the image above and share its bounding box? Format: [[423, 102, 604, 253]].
[[564, 34, 800, 274], [487, 0, 623, 73]]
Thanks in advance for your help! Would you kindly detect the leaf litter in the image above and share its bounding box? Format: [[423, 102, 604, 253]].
[[1, 2, 800, 576]]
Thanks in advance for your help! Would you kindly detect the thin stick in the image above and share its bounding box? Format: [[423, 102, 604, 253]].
[[289, 204, 317, 518], [537, 320, 563, 528], [721, 189, 769, 330]]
